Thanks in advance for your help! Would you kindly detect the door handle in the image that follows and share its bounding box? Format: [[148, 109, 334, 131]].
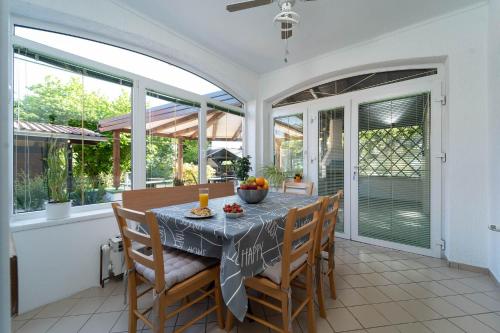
[[353, 166, 359, 180]]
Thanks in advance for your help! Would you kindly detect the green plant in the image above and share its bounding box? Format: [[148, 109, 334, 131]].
[[234, 155, 252, 180], [47, 139, 69, 203], [173, 177, 185, 186], [261, 165, 287, 189], [14, 173, 48, 212]]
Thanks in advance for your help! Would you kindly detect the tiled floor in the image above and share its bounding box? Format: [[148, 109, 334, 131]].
[[12, 239, 500, 333]]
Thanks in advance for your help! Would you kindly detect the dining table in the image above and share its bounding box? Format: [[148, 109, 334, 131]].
[[150, 191, 319, 322]]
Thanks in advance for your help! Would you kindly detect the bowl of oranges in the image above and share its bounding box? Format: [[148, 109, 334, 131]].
[[237, 176, 269, 204]]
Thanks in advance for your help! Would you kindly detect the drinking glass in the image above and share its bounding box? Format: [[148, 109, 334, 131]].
[[199, 188, 209, 208]]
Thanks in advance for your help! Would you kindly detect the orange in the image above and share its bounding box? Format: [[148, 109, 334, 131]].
[[256, 177, 265, 186]]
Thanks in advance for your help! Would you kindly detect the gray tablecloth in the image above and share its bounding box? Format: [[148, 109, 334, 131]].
[[151, 192, 319, 321]]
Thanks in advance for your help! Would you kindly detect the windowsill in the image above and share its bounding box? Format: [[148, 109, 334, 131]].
[[10, 207, 114, 232]]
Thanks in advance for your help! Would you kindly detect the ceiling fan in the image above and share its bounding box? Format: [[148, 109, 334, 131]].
[[227, 0, 316, 40]]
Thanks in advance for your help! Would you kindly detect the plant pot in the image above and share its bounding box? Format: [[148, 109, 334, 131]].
[[46, 201, 71, 220]]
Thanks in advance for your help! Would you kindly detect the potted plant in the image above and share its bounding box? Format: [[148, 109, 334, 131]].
[[234, 155, 252, 181], [294, 169, 303, 183], [46, 139, 71, 220], [173, 177, 185, 186], [261, 165, 287, 191]]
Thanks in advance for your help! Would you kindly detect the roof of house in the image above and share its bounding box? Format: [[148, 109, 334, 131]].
[[14, 120, 107, 143]]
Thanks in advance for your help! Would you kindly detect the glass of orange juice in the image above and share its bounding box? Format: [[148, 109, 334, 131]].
[[199, 188, 209, 208]]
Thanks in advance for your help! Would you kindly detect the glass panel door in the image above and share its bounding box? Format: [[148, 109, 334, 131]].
[[273, 114, 304, 177], [351, 78, 442, 257]]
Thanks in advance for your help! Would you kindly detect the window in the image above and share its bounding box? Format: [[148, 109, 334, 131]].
[[12, 27, 245, 216], [205, 103, 244, 183], [14, 47, 132, 213], [273, 114, 303, 176]]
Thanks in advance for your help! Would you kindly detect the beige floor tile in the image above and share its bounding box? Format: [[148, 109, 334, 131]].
[[417, 281, 456, 297], [396, 322, 432, 333], [335, 264, 357, 276], [416, 269, 453, 281], [74, 286, 115, 298], [207, 322, 234, 333], [365, 261, 393, 273], [111, 310, 151, 332], [376, 285, 414, 301], [437, 280, 476, 294], [380, 271, 412, 284], [422, 319, 464, 333], [79, 311, 121, 333], [354, 287, 391, 304], [347, 263, 375, 274], [66, 296, 107, 316], [372, 302, 416, 324], [370, 253, 394, 262], [16, 318, 59, 333], [415, 257, 448, 268], [348, 305, 390, 328], [13, 307, 43, 321], [473, 313, 500, 331], [458, 277, 499, 292], [398, 270, 432, 283], [11, 320, 27, 332], [296, 311, 329, 332], [34, 298, 79, 318], [398, 260, 427, 270], [267, 314, 302, 332], [449, 316, 498, 333], [334, 275, 352, 290], [398, 300, 441, 321], [398, 283, 437, 299], [45, 314, 90, 333], [442, 295, 490, 315], [367, 327, 399, 333], [337, 254, 362, 264], [464, 293, 500, 311], [384, 261, 410, 271], [361, 273, 392, 286], [336, 288, 369, 306], [344, 275, 372, 288], [236, 319, 270, 333], [485, 290, 500, 301], [434, 268, 478, 279], [176, 302, 209, 326], [97, 295, 127, 313], [419, 297, 466, 317], [326, 308, 363, 332]]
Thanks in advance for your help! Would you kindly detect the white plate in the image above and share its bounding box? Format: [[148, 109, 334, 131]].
[[184, 210, 216, 219], [225, 210, 245, 219]]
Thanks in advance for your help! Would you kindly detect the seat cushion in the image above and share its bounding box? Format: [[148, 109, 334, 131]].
[[135, 247, 217, 290], [260, 254, 308, 284]]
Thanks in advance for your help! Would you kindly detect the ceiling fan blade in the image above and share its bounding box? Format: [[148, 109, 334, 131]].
[[226, 0, 273, 12], [281, 22, 293, 39]]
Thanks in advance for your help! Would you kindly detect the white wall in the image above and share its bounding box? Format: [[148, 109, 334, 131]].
[[488, 0, 500, 281], [12, 216, 119, 313], [258, 4, 490, 268]]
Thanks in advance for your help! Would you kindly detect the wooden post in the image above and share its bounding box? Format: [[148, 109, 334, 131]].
[[113, 130, 121, 189], [176, 138, 183, 180]]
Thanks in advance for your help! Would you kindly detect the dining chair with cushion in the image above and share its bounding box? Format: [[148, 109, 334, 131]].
[[314, 190, 342, 318], [226, 200, 322, 333], [283, 180, 314, 196], [112, 203, 225, 333]]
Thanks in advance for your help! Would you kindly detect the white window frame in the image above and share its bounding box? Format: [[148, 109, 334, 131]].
[[10, 25, 246, 224]]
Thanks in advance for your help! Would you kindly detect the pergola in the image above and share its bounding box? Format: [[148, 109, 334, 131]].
[[273, 118, 303, 168], [98, 91, 243, 188]]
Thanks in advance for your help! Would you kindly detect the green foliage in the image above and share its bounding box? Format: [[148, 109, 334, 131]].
[[183, 140, 199, 164], [47, 139, 69, 203], [14, 173, 48, 212], [261, 165, 287, 189], [234, 155, 252, 180], [70, 174, 107, 206], [173, 177, 185, 186]]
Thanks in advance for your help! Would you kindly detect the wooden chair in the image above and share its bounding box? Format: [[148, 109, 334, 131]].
[[226, 200, 323, 333], [314, 190, 343, 318], [112, 203, 225, 333], [122, 181, 234, 212], [283, 181, 314, 196]]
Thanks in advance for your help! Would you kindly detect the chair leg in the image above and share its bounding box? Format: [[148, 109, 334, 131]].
[[225, 308, 234, 332], [327, 250, 336, 299], [306, 265, 316, 333], [128, 274, 138, 333], [281, 295, 290, 333], [214, 274, 225, 329], [315, 259, 327, 318]]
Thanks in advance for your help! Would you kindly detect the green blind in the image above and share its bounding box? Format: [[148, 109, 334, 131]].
[[358, 93, 431, 248]]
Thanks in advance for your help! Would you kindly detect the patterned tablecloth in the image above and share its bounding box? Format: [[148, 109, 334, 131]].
[[151, 192, 319, 321]]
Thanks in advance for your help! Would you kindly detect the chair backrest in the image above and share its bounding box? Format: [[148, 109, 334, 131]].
[[122, 182, 235, 212], [112, 203, 165, 292], [280, 199, 322, 288], [283, 181, 314, 196], [315, 190, 343, 258]]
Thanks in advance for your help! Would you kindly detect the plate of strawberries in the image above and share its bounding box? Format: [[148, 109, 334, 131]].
[[223, 203, 245, 218]]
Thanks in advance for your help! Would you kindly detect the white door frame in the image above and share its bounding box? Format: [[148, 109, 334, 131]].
[[350, 76, 443, 257], [307, 94, 352, 239]]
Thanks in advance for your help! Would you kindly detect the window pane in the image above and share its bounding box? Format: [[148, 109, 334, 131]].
[[205, 107, 244, 184], [14, 51, 132, 214], [273, 114, 303, 176], [145, 91, 200, 187]]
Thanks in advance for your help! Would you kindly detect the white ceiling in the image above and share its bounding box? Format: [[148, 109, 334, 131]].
[[116, 0, 483, 74]]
